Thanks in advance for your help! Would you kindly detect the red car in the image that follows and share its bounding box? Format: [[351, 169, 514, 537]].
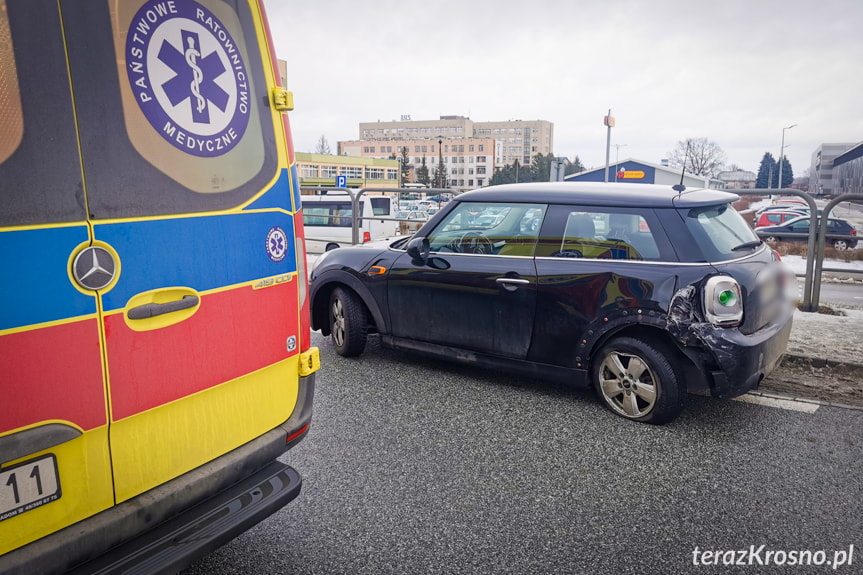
[[753, 210, 807, 228]]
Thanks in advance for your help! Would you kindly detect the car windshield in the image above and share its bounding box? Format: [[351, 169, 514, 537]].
[[680, 203, 761, 261]]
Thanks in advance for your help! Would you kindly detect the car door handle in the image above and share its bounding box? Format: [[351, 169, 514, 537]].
[[496, 278, 530, 286], [128, 295, 199, 320]]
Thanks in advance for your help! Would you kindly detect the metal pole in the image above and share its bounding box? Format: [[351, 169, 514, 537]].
[[604, 108, 611, 183], [778, 123, 796, 190]]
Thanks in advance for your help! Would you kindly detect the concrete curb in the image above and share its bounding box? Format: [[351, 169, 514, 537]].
[[782, 353, 863, 373]]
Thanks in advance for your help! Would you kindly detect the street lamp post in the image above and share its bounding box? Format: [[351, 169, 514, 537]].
[[778, 123, 797, 190], [437, 137, 444, 189]]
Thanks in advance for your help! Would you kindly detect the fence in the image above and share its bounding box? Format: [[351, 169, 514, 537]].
[[733, 189, 862, 311]]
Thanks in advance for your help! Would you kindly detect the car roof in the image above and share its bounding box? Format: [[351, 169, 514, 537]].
[[455, 182, 738, 208]]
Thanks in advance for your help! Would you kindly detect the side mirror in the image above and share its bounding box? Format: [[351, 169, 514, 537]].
[[406, 237, 430, 265]]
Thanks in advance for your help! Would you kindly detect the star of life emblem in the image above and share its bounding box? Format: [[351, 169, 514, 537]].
[[125, 0, 250, 157], [266, 226, 288, 263]]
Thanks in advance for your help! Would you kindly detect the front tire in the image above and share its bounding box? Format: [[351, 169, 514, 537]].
[[329, 287, 368, 357], [592, 336, 683, 424]]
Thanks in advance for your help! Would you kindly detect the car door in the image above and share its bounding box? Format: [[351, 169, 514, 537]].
[[386, 202, 545, 358], [63, 0, 303, 503], [1, 0, 114, 553]]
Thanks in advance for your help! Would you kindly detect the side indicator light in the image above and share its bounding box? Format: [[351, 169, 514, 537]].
[[368, 265, 387, 275]]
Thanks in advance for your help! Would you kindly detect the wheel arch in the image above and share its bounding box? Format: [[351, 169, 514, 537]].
[[310, 270, 386, 336], [587, 323, 692, 376]]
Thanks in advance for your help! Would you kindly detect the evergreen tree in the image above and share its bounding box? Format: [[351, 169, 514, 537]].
[[755, 152, 778, 189], [416, 156, 431, 186], [399, 146, 411, 185], [778, 156, 794, 188], [566, 155, 585, 175], [531, 153, 555, 182]]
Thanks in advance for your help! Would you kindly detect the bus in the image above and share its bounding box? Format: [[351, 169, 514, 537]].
[[0, 1, 319, 572], [302, 194, 398, 252]]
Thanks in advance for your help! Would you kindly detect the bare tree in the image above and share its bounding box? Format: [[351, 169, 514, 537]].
[[667, 137, 726, 178], [314, 134, 331, 155]]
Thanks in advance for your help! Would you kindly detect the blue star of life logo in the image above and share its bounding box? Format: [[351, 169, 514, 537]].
[[125, 0, 250, 158], [159, 30, 228, 125]]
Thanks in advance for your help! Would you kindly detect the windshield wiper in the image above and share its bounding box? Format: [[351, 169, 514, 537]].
[[731, 240, 763, 251]]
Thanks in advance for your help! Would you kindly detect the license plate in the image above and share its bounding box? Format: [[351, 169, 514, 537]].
[[0, 454, 62, 522]]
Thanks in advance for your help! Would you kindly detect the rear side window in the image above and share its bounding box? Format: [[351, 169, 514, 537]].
[[0, 0, 86, 227], [62, 0, 278, 219], [679, 204, 760, 261], [536, 205, 669, 261]]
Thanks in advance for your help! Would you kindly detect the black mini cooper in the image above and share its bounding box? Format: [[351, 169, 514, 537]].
[[308, 183, 795, 424]]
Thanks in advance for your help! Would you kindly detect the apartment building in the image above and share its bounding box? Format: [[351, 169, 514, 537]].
[[351, 115, 554, 189], [338, 136, 496, 191]]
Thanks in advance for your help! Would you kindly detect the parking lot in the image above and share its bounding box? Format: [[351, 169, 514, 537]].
[[184, 332, 862, 574]]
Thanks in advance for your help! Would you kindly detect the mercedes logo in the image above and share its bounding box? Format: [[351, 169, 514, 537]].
[[73, 246, 117, 290]]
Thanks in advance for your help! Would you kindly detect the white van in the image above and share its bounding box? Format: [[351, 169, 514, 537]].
[[302, 194, 398, 252]]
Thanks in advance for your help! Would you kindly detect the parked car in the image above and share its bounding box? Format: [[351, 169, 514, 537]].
[[309, 182, 795, 424], [753, 209, 808, 228], [395, 210, 429, 234], [755, 216, 858, 250]]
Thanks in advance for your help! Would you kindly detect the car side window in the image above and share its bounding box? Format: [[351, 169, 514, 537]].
[[790, 219, 810, 232], [426, 202, 546, 256], [536, 206, 664, 261]]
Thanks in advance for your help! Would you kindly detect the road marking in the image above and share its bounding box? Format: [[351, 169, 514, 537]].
[[733, 394, 820, 413]]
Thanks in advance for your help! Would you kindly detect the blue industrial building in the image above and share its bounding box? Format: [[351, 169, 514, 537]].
[[565, 158, 724, 189]]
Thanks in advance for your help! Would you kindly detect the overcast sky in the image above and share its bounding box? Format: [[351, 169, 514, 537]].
[[262, 0, 862, 177]]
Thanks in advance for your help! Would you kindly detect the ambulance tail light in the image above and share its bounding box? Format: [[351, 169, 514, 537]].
[[363, 231, 371, 243]]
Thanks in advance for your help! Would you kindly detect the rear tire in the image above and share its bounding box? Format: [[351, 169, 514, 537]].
[[833, 239, 849, 250], [592, 336, 683, 424], [325, 243, 340, 252], [329, 287, 368, 357]]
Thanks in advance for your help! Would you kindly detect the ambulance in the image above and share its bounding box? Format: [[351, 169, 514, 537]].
[[0, 0, 319, 572]]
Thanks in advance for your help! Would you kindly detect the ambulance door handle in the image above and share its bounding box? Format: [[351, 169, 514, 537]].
[[128, 295, 199, 320]]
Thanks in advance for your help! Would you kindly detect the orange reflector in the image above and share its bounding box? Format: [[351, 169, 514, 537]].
[[368, 265, 387, 275]]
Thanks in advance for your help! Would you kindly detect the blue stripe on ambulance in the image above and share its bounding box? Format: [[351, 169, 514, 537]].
[[1, 226, 95, 331], [97, 211, 297, 311]]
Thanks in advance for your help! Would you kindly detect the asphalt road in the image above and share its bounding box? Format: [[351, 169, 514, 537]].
[[183, 332, 862, 575], [817, 282, 863, 307]]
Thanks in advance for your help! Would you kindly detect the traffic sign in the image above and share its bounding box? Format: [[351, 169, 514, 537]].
[[336, 175, 347, 187]]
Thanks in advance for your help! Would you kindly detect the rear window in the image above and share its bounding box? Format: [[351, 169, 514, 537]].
[[680, 204, 760, 261], [370, 197, 391, 216]]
